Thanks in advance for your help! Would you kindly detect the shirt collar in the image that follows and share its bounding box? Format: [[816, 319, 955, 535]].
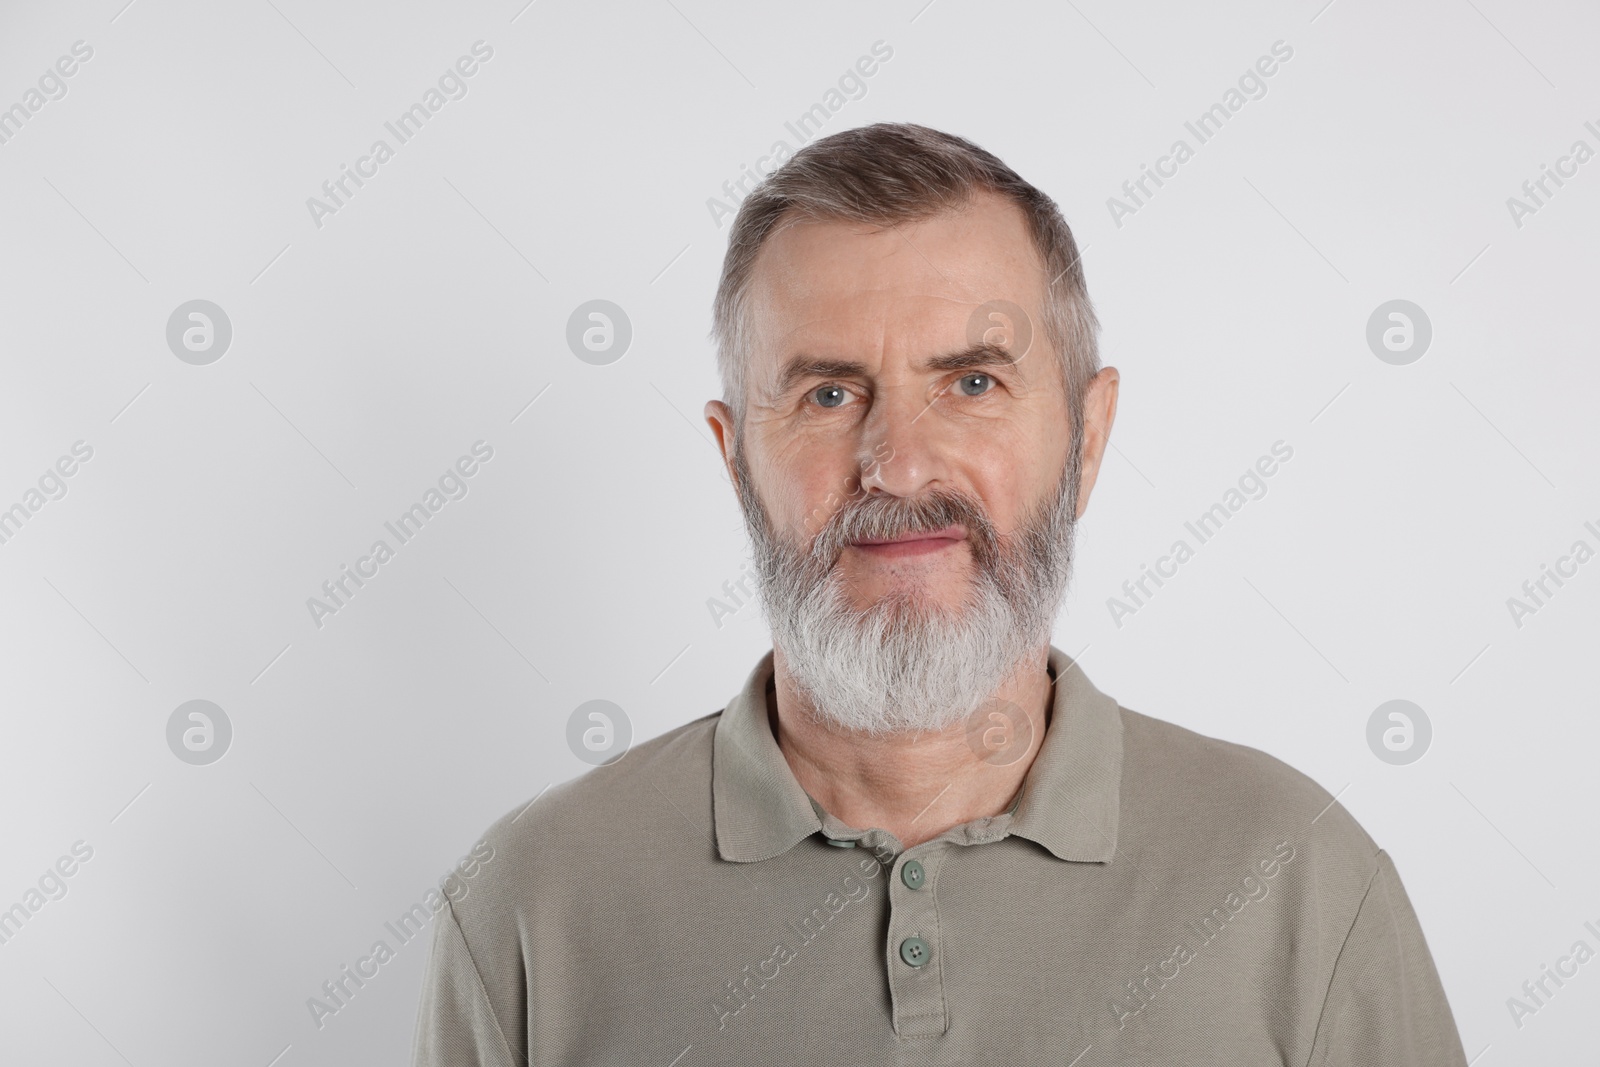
[[711, 644, 1124, 864]]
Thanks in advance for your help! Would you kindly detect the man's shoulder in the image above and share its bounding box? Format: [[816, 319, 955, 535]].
[[1116, 704, 1378, 867], [457, 708, 724, 913]]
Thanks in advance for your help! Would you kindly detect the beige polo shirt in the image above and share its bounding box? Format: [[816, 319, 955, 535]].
[[412, 645, 1467, 1065]]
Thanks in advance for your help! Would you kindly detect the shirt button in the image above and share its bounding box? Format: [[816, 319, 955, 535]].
[[824, 837, 857, 848], [899, 936, 931, 967], [900, 859, 926, 889]]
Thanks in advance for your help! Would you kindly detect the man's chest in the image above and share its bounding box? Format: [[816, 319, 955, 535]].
[[512, 840, 1317, 1066]]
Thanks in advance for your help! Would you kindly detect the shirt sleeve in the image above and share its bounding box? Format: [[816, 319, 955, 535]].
[[411, 898, 524, 1067], [1307, 849, 1468, 1067]]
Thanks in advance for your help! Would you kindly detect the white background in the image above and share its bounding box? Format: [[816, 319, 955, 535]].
[[0, 0, 1596, 1062]]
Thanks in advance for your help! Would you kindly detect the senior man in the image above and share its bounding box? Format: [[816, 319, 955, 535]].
[[412, 123, 1467, 1065]]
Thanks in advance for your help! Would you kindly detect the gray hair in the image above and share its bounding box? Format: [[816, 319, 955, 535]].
[[709, 122, 1100, 446]]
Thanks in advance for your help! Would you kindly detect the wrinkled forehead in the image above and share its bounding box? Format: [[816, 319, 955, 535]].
[[741, 193, 1050, 377]]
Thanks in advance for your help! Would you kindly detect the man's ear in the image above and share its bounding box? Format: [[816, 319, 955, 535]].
[[1073, 366, 1120, 520], [705, 399, 740, 488]]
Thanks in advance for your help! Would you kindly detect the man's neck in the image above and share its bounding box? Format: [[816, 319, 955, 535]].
[[768, 643, 1055, 849]]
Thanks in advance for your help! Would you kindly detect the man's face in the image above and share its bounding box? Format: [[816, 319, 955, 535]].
[[706, 190, 1112, 735], [735, 191, 1073, 612]]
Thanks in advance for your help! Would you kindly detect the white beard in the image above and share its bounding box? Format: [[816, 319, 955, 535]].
[[733, 441, 1080, 738]]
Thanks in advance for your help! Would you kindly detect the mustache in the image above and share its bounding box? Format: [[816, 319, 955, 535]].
[[811, 486, 1002, 573], [730, 435, 1080, 608]]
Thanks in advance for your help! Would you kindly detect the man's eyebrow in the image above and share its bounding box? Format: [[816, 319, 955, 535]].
[[771, 344, 1022, 397], [773, 358, 869, 398], [922, 342, 1021, 374]]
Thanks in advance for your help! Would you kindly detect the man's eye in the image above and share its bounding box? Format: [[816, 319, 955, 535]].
[[956, 373, 993, 397], [811, 384, 851, 408]]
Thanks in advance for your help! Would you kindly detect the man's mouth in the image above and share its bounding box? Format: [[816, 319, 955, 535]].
[[847, 525, 967, 559]]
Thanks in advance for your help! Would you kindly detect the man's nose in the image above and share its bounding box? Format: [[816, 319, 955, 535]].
[[854, 383, 952, 498]]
